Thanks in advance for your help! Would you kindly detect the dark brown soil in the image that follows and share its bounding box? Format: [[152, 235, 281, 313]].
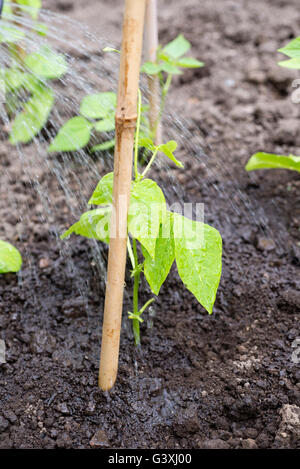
[[0, 0, 300, 449]]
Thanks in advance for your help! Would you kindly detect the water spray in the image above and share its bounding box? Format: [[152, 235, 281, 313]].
[[145, 0, 162, 144], [98, 0, 146, 391]]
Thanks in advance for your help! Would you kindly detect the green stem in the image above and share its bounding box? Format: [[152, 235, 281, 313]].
[[127, 237, 135, 269], [141, 148, 159, 179], [153, 73, 173, 138], [132, 238, 141, 345]]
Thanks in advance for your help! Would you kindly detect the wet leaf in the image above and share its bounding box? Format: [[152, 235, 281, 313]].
[[278, 58, 300, 69], [25, 46, 67, 79], [89, 172, 114, 205], [91, 140, 115, 152], [94, 118, 115, 133], [16, 0, 41, 20], [48, 116, 92, 152], [10, 85, 54, 144], [173, 213, 222, 314], [158, 140, 183, 168], [163, 34, 191, 59], [143, 212, 175, 295], [176, 57, 204, 68], [128, 178, 166, 258], [278, 37, 300, 58], [80, 92, 116, 120], [246, 152, 300, 173], [0, 240, 22, 273], [141, 62, 162, 75], [61, 208, 111, 244]]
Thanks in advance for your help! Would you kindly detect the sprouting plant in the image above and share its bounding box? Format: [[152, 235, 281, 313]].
[[47, 92, 116, 153], [60, 91, 222, 345], [48, 34, 203, 155], [141, 34, 204, 139], [1, 0, 67, 144], [0, 239, 22, 273], [246, 36, 300, 174]]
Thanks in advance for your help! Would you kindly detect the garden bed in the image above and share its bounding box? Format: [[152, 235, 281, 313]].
[[0, 0, 299, 449]]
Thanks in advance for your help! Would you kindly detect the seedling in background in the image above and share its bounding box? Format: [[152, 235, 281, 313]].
[[0, 240, 22, 273], [61, 91, 222, 345], [246, 37, 300, 174], [48, 92, 116, 153], [1, 0, 67, 144], [141, 34, 204, 140], [48, 34, 204, 154]]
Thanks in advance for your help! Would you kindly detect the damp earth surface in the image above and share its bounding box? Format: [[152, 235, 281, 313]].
[[0, 0, 300, 449]]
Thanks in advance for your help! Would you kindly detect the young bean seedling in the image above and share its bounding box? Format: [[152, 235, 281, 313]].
[[48, 34, 203, 155], [61, 91, 222, 345], [1, 0, 67, 144], [246, 37, 300, 174], [0, 239, 22, 273]]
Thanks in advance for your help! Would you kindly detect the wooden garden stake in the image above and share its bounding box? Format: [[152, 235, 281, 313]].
[[145, 0, 162, 144], [99, 0, 146, 391]]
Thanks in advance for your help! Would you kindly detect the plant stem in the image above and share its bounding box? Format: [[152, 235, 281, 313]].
[[132, 238, 141, 345], [141, 147, 159, 179], [153, 73, 172, 138], [127, 237, 135, 269]]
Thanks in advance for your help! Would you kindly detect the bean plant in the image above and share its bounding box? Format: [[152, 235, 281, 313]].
[[61, 91, 222, 345], [1, 0, 67, 144], [246, 37, 300, 174], [48, 34, 204, 154], [0, 239, 22, 273]]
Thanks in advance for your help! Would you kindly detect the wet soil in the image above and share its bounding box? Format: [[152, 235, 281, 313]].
[[0, 0, 300, 449]]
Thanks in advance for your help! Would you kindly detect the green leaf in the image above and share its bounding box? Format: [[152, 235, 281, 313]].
[[139, 137, 155, 151], [16, 0, 41, 19], [80, 92, 116, 120], [160, 62, 182, 75], [25, 47, 67, 79], [141, 62, 162, 75], [10, 85, 54, 144], [0, 240, 22, 273], [91, 140, 115, 152], [48, 116, 92, 152], [278, 37, 300, 58], [163, 34, 191, 59], [278, 58, 300, 69], [5, 68, 27, 92], [128, 178, 166, 258], [61, 208, 111, 244], [34, 22, 48, 37], [94, 118, 115, 133], [158, 140, 183, 168], [246, 152, 300, 173], [142, 212, 175, 295], [0, 25, 25, 43], [88, 172, 114, 205], [103, 47, 120, 54], [176, 57, 204, 68], [173, 213, 222, 314]]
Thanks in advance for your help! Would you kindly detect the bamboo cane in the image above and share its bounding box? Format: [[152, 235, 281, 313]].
[[145, 0, 162, 145], [99, 0, 146, 391]]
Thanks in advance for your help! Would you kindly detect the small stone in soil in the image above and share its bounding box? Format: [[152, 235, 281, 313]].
[[57, 403, 70, 415], [256, 236, 275, 251], [0, 416, 9, 433], [39, 258, 50, 269], [89, 430, 110, 448]]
